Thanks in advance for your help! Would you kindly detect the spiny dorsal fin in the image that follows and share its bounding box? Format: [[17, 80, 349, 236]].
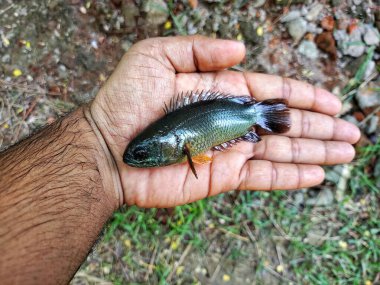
[[163, 90, 255, 114], [212, 131, 261, 151]]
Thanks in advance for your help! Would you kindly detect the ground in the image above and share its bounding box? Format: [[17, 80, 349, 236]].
[[0, 0, 379, 284]]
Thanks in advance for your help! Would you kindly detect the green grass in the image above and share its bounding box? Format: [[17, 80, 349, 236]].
[[100, 136, 380, 284]]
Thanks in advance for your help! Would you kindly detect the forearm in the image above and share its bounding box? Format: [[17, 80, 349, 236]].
[[0, 107, 120, 284]]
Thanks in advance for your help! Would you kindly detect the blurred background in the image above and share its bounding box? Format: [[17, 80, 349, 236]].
[[0, 0, 379, 284]]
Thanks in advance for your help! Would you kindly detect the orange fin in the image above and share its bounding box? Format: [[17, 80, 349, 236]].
[[192, 154, 212, 164]]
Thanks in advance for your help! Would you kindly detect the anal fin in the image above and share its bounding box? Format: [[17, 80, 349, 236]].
[[193, 154, 212, 164], [212, 131, 261, 152]]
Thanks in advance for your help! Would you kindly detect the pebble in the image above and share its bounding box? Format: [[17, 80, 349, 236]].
[[364, 60, 377, 80], [355, 82, 380, 110], [251, 0, 266, 8], [306, 3, 324, 21], [375, 159, 380, 188], [143, 0, 169, 26], [335, 29, 366, 57], [366, 115, 379, 134], [280, 10, 301, 23], [306, 188, 334, 206], [363, 25, 380, 46], [298, 40, 319, 59], [287, 17, 307, 42], [121, 40, 132, 52]]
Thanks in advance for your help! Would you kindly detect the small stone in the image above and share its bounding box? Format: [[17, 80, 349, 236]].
[[339, 29, 366, 57], [121, 40, 132, 52], [321, 15, 335, 31], [1, 54, 10, 63], [366, 115, 379, 134], [252, 0, 266, 8], [364, 60, 377, 80], [280, 10, 301, 22], [298, 40, 319, 59], [306, 3, 324, 21], [122, 0, 139, 29], [306, 188, 334, 206], [143, 0, 169, 26], [79, 6, 87, 14], [316, 31, 337, 59], [355, 82, 380, 110], [363, 26, 380, 46], [375, 159, 380, 188], [288, 17, 307, 42]]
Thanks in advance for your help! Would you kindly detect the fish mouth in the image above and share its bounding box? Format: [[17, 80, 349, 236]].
[[123, 152, 157, 168]]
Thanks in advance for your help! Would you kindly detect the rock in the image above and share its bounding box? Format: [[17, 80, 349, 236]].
[[143, 0, 169, 26], [315, 32, 337, 59], [321, 15, 335, 31], [121, 40, 132, 52], [331, 0, 343, 6], [363, 25, 380, 46], [355, 82, 380, 110], [366, 115, 379, 134], [353, 0, 362, 4], [252, 0, 266, 8], [375, 159, 380, 188], [287, 17, 307, 42], [280, 10, 301, 23], [306, 3, 324, 21], [306, 188, 334, 206], [122, 0, 139, 30], [298, 40, 319, 59], [364, 60, 377, 80], [335, 29, 366, 57]]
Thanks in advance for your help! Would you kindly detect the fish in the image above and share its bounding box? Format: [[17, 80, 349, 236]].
[[123, 90, 291, 178]]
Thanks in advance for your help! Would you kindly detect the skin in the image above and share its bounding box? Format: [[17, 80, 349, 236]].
[[0, 36, 360, 284]]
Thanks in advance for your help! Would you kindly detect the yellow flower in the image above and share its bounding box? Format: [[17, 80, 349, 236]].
[[164, 20, 172, 30], [170, 239, 179, 250], [365, 280, 372, 285], [176, 266, 184, 275], [13, 69, 22, 77], [124, 239, 131, 248], [276, 264, 284, 273], [223, 274, 230, 282], [256, 26, 264, 36], [25, 41, 31, 50], [236, 33, 243, 41], [339, 240, 348, 250]]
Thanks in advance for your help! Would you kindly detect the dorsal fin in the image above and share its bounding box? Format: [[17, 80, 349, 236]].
[[212, 131, 261, 151], [163, 90, 255, 114]]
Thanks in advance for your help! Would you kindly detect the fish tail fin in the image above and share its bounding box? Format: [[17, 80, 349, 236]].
[[254, 99, 291, 133]]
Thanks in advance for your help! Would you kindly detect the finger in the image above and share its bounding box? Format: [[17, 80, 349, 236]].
[[253, 136, 356, 164], [135, 36, 246, 73], [243, 73, 342, 115], [237, 161, 325, 191], [285, 109, 361, 144], [175, 71, 341, 115]]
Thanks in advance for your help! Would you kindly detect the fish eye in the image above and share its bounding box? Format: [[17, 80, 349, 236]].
[[133, 147, 148, 160]]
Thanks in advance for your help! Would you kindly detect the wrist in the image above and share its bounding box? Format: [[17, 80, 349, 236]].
[[81, 105, 124, 209]]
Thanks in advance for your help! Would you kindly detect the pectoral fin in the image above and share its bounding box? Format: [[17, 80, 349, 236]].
[[192, 154, 212, 164], [184, 144, 198, 179]]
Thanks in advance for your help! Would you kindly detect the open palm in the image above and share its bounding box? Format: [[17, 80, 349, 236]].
[[90, 36, 360, 208]]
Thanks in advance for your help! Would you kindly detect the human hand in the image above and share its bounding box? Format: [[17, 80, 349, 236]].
[[90, 36, 360, 208]]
